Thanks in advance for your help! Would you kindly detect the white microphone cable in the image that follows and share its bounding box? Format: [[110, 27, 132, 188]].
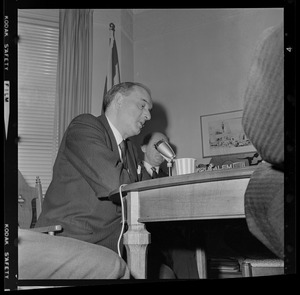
[[117, 183, 127, 257]]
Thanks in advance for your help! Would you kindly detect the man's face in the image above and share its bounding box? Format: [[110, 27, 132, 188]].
[[116, 86, 152, 139], [142, 133, 169, 166]]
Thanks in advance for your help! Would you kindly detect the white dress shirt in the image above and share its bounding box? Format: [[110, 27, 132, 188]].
[[106, 115, 123, 160], [143, 161, 159, 177]]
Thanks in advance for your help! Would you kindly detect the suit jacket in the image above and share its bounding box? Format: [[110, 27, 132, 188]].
[[36, 114, 139, 252], [139, 161, 168, 181]]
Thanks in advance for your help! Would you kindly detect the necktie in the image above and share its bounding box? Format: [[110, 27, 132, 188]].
[[119, 141, 128, 170], [119, 140, 136, 182], [151, 167, 158, 179]]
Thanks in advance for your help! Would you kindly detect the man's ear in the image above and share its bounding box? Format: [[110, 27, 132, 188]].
[[114, 93, 124, 108], [141, 145, 146, 153]]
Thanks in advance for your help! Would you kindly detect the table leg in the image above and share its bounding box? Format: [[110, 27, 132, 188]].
[[123, 224, 150, 279], [195, 247, 207, 278], [123, 191, 151, 279]]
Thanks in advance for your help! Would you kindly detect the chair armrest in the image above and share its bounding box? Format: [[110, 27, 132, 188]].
[[30, 225, 62, 235]]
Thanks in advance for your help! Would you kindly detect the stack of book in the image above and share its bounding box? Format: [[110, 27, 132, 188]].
[[208, 257, 242, 279]]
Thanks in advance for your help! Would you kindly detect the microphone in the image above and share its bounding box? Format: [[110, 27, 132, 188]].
[[154, 140, 176, 176], [154, 140, 176, 161]]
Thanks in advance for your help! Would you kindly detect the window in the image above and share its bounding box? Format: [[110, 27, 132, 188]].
[[18, 10, 59, 194]]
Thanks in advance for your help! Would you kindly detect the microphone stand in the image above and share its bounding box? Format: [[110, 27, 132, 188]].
[[167, 160, 173, 176], [159, 154, 174, 177]]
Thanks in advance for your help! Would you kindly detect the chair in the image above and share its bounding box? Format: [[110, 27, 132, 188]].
[[18, 170, 62, 234], [18, 171, 63, 289], [240, 258, 284, 277]]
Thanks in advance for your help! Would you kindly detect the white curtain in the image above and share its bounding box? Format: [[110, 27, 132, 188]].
[[55, 9, 93, 144]]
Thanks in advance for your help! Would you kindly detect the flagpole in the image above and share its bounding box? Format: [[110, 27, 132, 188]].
[[108, 23, 116, 89], [110, 23, 121, 84], [102, 22, 120, 114], [109, 22, 115, 32]]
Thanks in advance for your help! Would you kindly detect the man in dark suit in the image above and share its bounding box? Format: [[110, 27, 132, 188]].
[[138, 132, 169, 180], [139, 132, 199, 279], [36, 82, 152, 255]]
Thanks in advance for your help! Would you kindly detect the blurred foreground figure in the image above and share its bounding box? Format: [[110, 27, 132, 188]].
[[242, 23, 284, 259]]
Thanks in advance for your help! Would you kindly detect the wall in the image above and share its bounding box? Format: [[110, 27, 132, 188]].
[[132, 8, 283, 163], [28, 9, 283, 164]]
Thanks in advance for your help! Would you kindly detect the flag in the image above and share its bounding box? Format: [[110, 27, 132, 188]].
[[102, 23, 120, 114]]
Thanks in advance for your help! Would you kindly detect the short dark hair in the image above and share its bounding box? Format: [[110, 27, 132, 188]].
[[103, 82, 151, 113], [141, 132, 168, 146], [141, 133, 153, 146]]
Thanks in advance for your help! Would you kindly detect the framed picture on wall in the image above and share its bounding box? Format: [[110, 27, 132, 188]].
[[200, 110, 256, 158]]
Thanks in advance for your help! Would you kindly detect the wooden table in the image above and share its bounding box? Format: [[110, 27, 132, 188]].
[[121, 166, 256, 279]]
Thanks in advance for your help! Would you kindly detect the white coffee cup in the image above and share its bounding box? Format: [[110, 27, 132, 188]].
[[175, 158, 196, 175]]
